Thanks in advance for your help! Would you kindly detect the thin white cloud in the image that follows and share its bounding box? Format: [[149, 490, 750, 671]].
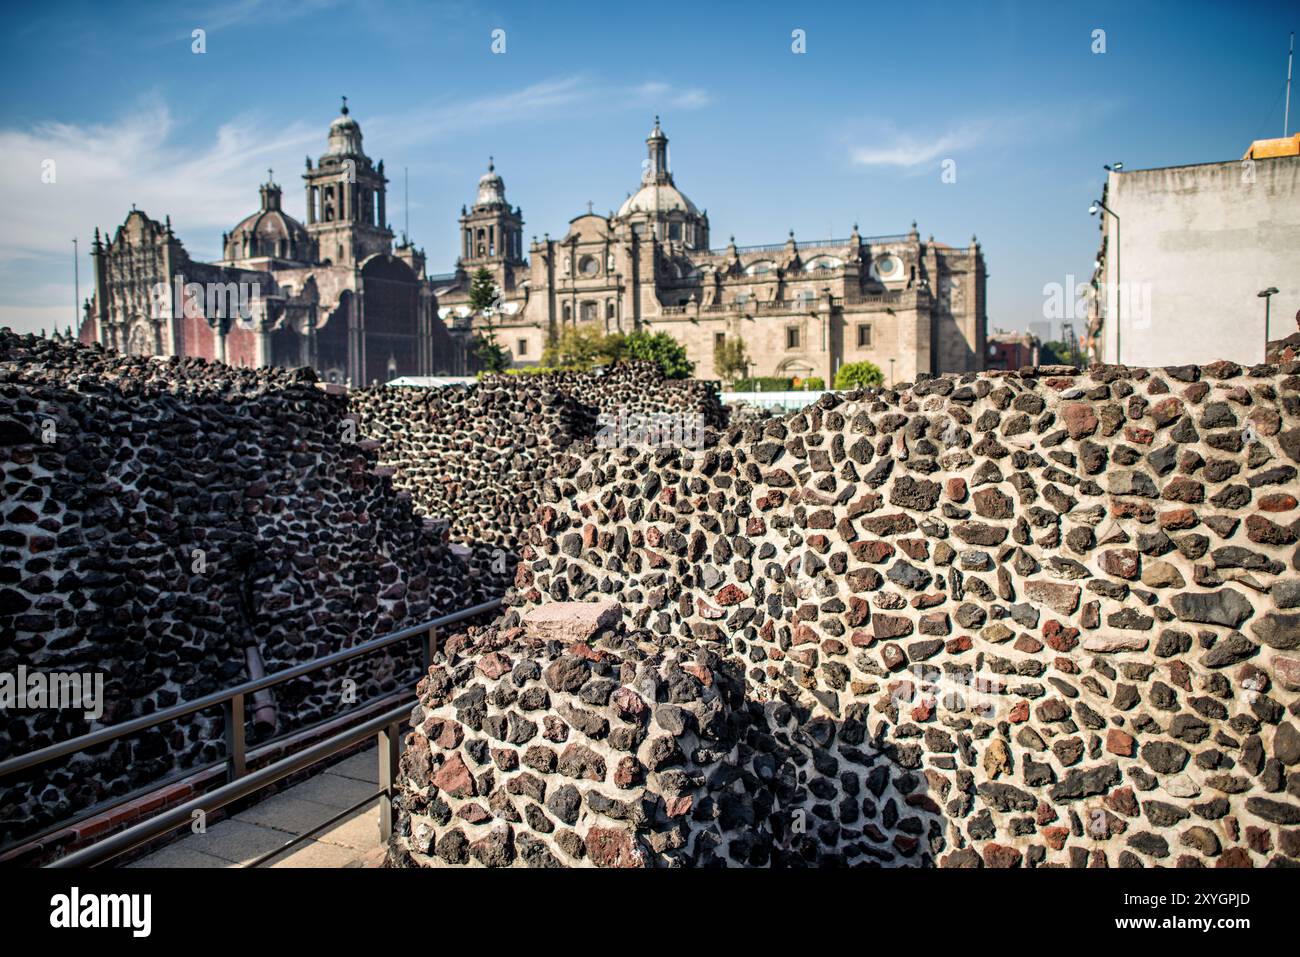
[[631, 82, 712, 110], [848, 102, 1123, 172], [850, 122, 991, 169], [0, 99, 319, 265], [195, 0, 344, 31], [371, 76, 595, 149]]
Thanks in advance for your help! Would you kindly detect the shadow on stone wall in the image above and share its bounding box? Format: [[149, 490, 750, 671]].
[[0, 331, 479, 846], [388, 607, 948, 867], [389, 357, 1300, 866]]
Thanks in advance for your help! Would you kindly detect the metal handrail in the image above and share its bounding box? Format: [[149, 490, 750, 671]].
[[0, 597, 501, 782], [48, 700, 414, 868], [3, 598, 503, 866]]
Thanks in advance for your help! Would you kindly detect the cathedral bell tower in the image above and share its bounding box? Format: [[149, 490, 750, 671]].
[[458, 158, 525, 289], [302, 98, 393, 267]]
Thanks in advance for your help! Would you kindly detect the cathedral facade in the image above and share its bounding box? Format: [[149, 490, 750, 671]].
[[78, 103, 464, 385], [435, 119, 988, 383], [79, 106, 986, 387]]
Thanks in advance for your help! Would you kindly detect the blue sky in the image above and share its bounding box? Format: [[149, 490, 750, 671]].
[[0, 0, 1294, 338]]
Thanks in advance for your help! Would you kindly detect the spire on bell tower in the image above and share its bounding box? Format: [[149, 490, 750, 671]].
[[644, 116, 671, 186], [303, 99, 391, 265]]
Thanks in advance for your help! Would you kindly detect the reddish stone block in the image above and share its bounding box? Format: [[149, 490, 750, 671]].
[[714, 583, 748, 606], [1157, 507, 1198, 529], [584, 827, 647, 868], [851, 540, 896, 564], [1014, 634, 1044, 654], [874, 614, 913, 639], [1106, 728, 1135, 757], [1259, 493, 1298, 512], [477, 651, 512, 680], [1105, 786, 1140, 817], [982, 843, 1023, 868], [1099, 548, 1140, 579], [430, 753, 476, 799], [945, 635, 973, 653], [1061, 402, 1099, 439], [1043, 826, 1070, 850], [1043, 619, 1080, 652]]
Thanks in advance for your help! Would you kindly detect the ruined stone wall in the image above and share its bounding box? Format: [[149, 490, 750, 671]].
[[350, 363, 724, 593], [0, 331, 480, 845], [390, 359, 1300, 867]]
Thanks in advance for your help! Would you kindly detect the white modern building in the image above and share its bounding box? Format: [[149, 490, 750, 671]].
[[1089, 139, 1300, 366]]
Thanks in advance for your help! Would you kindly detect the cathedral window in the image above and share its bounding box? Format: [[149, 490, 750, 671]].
[[786, 326, 800, 350], [517, 339, 528, 356], [563, 303, 572, 321], [668, 222, 682, 240], [856, 323, 873, 348], [581, 301, 597, 322], [605, 301, 615, 320], [579, 255, 598, 277]]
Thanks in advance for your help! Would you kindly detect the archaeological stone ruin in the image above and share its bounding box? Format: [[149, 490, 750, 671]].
[[388, 358, 1300, 867], [4, 327, 1300, 867]]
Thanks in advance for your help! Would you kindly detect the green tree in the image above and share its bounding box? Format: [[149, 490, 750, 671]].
[[468, 267, 509, 373], [713, 336, 750, 386], [541, 324, 694, 378], [542, 323, 610, 370], [473, 332, 510, 374], [468, 266, 498, 313], [1039, 339, 1077, 367], [834, 360, 885, 390], [622, 330, 694, 378]]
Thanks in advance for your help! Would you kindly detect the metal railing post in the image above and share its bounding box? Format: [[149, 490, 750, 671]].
[[422, 625, 438, 673], [224, 693, 246, 783], [377, 719, 402, 844], [0, 597, 500, 864]]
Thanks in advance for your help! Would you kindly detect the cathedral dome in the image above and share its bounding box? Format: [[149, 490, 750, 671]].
[[476, 159, 506, 206], [224, 179, 312, 262], [614, 117, 703, 222], [326, 99, 363, 157], [616, 182, 701, 218]]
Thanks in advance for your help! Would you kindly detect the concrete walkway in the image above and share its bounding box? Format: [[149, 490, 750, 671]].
[[127, 747, 387, 868]]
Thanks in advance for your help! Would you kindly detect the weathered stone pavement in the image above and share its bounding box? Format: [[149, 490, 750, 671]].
[[128, 748, 386, 868]]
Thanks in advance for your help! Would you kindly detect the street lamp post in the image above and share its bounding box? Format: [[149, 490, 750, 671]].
[[1259, 287, 1279, 358], [1089, 197, 1121, 364]]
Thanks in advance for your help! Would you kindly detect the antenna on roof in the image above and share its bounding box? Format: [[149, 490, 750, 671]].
[[1286, 32, 1294, 137]]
